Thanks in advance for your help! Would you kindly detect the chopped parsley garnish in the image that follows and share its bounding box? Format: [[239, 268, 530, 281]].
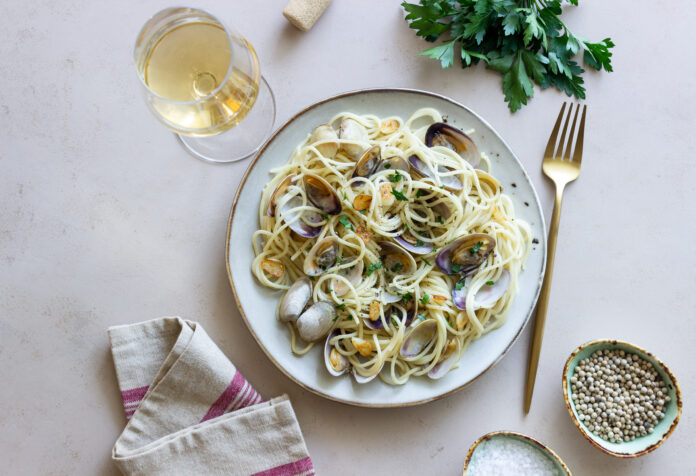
[[455, 280, 465, 291], [446, 318, 453, 328], [332, 315, 339, 322], [339, 214, 352, 230], [336, 256, 343, 264], [440, 185, 445, 189], [402, 292, 413, 302], [422, 258, 432, 266], [392, 318, 399, 327], [384, 162, 392, 169], [366, 261, 382, 276], [486, 280, 495, 286], [309, 276, 315, 281], [328, 288, 333, 292], [390, 188, 409, 201], [321, 213, 329, 221], [335, 302, 346, 310], [346, 315, 353, 321], [451, 263, 462, 273], [415, 240, 424, 246], [341, 191, 347, 201], [436, 216, 444, 225], [416, 189, 425, 198], [391, 263, 404, 272], [421, 293, 430, 305], [388, 171, 403, 183], [470, 241, 484, 255]]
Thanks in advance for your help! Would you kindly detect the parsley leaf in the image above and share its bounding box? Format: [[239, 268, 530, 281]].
[[321, 213, 329, 221], [416, 240, 424, 246], [451, 263, 462, 273], [421, 293, 430, 305], [390, 188, 409, 201], [402, 291, 413, 302], [335, 302, 346, 310], [336, 256, 343, 264], [455, 280, 465, 290], [486, 280, 495, 285], [384, 162, 392, 169], [470, 241, 483, 255], [388, 171, 403, 183], [422, 257, 432, 266], [416, 189, 426, 198], [366, 261, 382, 276], [436, 215, 444, 225], [339, 214, 352, 230], [401, 0, 614, 112], [391, 263, 404, 272]]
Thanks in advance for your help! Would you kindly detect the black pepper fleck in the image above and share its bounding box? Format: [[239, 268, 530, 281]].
[[524, 201, 529, 207], [532, 238, 539, 244], [511, 183, 517, 188]]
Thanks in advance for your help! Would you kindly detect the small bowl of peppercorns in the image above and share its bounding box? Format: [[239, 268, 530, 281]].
[[562, 339, 682, 457]]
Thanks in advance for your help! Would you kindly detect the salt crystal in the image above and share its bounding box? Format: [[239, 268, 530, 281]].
[[468, 436, 561, 476]]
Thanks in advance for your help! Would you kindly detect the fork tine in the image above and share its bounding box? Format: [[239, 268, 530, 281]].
[[555, 103, 574, 159], [563, 104, 581, 160], [543, 102, 567, 159], [572, 105, 587, 164]]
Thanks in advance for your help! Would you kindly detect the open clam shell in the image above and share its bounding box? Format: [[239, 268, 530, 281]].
[[452, 269, 510, 311], [352, 361, 383, 384], [352, 145, 381, 179], [379, 241, 417, 275], [436, 233, 496, 276], [408, 154, 463, 191], [309, 124, 339, 158], [375, 155, 409, 174], [427, 338, 461, 379], [280, 197, 322, 238], [400, 319, 437, 358], [267, 174, 296, 217], [304, 237, 339, 276], [303, 174, 342, 215], [278, 277, 312, 322], [394, 232, 434, 255], [425, 122, 480, 168], [324, 330, 350, 376], [332, 258, 364, 296], [338, 118, 368, 158]]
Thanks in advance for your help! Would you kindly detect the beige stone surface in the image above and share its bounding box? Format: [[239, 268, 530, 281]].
[[1, 0, 694, 474]]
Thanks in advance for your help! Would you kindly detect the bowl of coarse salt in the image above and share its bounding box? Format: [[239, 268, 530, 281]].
[[463, 431, 571, 476], [563, 339, 682, 457]]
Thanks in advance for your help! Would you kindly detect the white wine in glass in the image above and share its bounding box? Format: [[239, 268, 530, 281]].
[[135, 7, 275, 163]]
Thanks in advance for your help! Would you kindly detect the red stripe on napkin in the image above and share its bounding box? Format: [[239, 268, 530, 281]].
[[201, 370, 264, 422], [121, 385, 149, 403], [250, 456, 314, 476]]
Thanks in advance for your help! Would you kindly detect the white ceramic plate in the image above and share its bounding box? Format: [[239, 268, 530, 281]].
[[226, 89, 546, 407]]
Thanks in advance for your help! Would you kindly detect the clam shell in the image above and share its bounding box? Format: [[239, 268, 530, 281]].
[[352, 145, 381, 179], [352, 363, 383, 384], [332, 258, 364, 296], [400, 319, 437, 358], [309, 124, 339, 158], [338, 118, 368, 158], [296, 301, 336, 342], [394, 234, 434, 255], [379, 241, 417, 275], [428, 338, 461, 379], [374, 155, 409, 174], [425, 122, 480, 168], [436, 233, 496, 276], [408, 154, 463, 191], [278, 277, 312, 322], [324, 330, 350, 376], [304, 237, 339, 276], [303, 174, 342, 215], [267, 174, 296, 217], [452, 269, 510, 311], [280, 197, 322, 238]]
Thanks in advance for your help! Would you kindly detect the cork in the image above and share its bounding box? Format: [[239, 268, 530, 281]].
[[283, 0, 332, 32]]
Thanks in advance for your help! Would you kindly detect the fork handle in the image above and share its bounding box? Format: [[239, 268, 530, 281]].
[[524, 184, 565, 413]]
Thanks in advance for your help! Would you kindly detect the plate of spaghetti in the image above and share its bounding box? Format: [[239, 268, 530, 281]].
[[226, 89, 546, 407]]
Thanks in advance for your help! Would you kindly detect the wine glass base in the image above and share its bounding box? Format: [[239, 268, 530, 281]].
[[176, 75, 276, 164]]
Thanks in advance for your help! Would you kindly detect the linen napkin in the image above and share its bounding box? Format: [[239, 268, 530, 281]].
[[108, 317, 314, 476]]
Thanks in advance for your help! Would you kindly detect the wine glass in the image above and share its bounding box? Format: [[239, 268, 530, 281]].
[[134, 7, 275, 163]]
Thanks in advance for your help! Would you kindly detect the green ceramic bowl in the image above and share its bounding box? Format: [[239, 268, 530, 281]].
[[462, 431, 571, 475], [562, 339, 682, 457]]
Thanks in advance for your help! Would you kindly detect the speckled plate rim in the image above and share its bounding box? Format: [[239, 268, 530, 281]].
[[562, 339, 683, 458], [462, 430, 572, 475], [225, 87, 547, 408]]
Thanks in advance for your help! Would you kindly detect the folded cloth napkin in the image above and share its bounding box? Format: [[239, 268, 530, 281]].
[[108, 317, 314, 476]]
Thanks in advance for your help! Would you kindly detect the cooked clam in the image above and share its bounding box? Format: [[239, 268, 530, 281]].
[[280, 197, 322, 238], [408, 154, 463, 191], [400, 319, 437, 358], [338, 118, 368, 158], [425, 122, 481, 168], [374, 155, 409, 174], [452, 269, 511, 311], [332, 258, 364, 296], [304, 237, 339, 276], [296, 301, 336, 342], [303, 174, 342, 215], [278, 277, 312, 322], [324, 330, 350, 376], [428, 338, 461, 379], [267, 174, 296, 217], [352, 145, 381, 179], [379, 241, 417, 275], [436, 233, 496, 276], [394, 231, 434, 255], [309, 124, 339, 158], [352, 361, 383, 384]]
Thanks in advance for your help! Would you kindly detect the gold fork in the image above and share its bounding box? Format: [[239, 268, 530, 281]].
[[524, 102, 586, 413]]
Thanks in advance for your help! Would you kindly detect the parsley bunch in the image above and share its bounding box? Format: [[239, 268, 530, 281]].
[[402, 0, 614, 112]]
